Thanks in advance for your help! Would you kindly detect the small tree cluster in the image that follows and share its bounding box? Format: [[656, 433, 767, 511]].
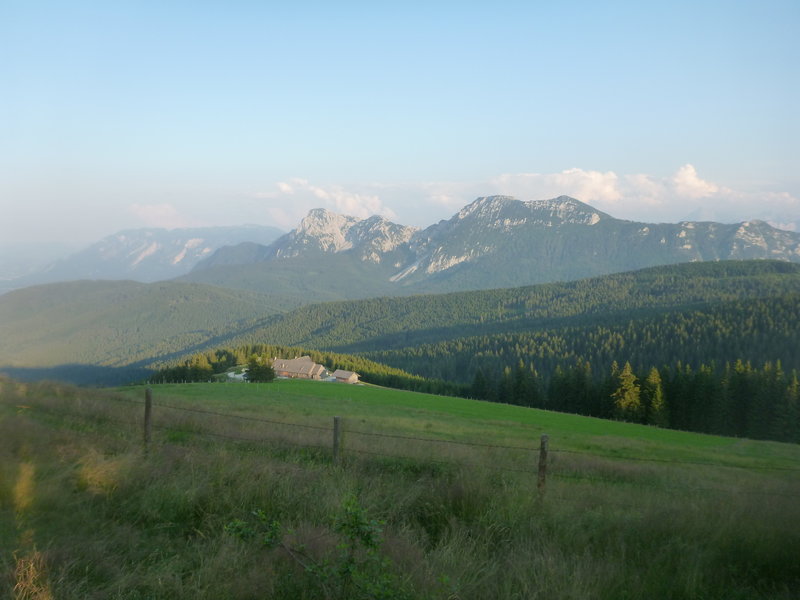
[[244, 356, 275, 383]]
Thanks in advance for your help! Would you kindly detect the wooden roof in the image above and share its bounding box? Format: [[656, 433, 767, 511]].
[[272, 356, 326, 377], [332, 369, 359, 379]]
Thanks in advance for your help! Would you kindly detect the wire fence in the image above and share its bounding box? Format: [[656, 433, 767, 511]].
[[3, 388, 799, 500]]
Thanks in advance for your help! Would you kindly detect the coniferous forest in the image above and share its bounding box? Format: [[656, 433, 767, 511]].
[[149, 262, 800, 445]]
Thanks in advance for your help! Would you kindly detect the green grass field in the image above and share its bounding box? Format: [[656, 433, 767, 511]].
[[2, 377, 799, 599], [123, 380, 800, 468]]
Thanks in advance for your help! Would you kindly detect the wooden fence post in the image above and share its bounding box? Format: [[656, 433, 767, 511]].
[[333, 416, 342, 465], [537, 434, 549, 492], [144, 387, 153, 453]]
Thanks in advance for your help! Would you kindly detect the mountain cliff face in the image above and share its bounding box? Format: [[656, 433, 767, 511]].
[[397, 195, 610, 284], [392, 196, 800, 290], [195, 210, 417, 270], [270, 209, 418, 263], [187, 196, 800, 297]]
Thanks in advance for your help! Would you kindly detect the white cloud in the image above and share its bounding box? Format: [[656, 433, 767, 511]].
[[670, 164, 719, 198], [276, 181, 295, 194], [261, 179, 398, 226], [128, 203, 194, 229], [412, 181, 479, 210], [490, 168, 622, 205], [253, 165, 800, 234], [481, 164, 799, 229]]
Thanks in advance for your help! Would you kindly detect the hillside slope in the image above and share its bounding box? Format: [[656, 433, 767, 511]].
[[3, 261, 799, 387], [217, 260, 800, 353], [0, 280, 287, 368]]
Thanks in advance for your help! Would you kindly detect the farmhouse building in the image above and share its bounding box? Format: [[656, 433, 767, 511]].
[[272, 356, 327, 380], [332, 369, 360, 384]]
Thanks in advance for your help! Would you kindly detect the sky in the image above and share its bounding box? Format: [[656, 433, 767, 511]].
[[2, 0, 799, 249]]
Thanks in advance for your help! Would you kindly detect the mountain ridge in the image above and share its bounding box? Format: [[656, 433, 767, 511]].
[[184, 195, 800, 298], [2, 224, 284, 292]]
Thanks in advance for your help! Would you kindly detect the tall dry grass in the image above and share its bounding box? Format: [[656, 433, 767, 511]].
[[1, 378, 798, 599]]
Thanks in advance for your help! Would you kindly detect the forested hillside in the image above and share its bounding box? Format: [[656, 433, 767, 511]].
[[0, 280, 293, 368], [222, 260, 800, 355], [155, 261, 800, 443], [363, 293, 800, 383], [180, 251, 403, 303]]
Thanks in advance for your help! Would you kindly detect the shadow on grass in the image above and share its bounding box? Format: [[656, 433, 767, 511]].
[[0, 364, 153, 386]]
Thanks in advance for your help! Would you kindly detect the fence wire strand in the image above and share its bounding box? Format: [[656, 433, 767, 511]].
[[5, 399, 799, 499], [346, 427, 537, 452], [149, 422, 332, 454], [346, 447, 533, 474], [550, 446, 800, 472], [153, 401, 332, 431], [153, 401, 800, 473]]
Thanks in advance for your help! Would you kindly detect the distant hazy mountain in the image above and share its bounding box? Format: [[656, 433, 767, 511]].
[[3, 225, 284, 291], [0, 242, 83, 294], [185, 196, 800, 298]]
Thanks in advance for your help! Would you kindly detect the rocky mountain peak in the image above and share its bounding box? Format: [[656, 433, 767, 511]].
[[186, 195, 800, 293], [456, 196, 517, 220], [288, 209, 359, 253], [522, 196, 607, 226], [453, 195, 605, 227], [299, 208, 358, 238], [275, 209, 417, 261], [349, 216, 418, 263]]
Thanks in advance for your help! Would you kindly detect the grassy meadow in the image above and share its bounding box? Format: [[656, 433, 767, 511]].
[[1, 377, 799, 599]]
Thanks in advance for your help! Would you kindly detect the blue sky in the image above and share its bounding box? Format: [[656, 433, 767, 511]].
[[2, 0, 799, 246]]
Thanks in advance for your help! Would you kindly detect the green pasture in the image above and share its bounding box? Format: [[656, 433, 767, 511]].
[[121, 380, 800, 472], [2, 377, 799, 599]]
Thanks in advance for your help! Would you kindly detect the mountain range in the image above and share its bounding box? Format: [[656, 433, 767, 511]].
[[1, 225, 284, 293], [2, 194, 800, 384], [182, 195, 800, 299], [4, 196, 798, 301]]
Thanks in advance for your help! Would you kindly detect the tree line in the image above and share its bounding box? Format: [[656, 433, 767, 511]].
[[470, 358, 799, 443], [363, 294, 800, 385], [149, 342, 799, 444], [148, 344, 467, 397]]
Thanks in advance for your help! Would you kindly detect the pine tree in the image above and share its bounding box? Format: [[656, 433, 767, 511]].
[[642, 367, 668, 427], [547, 365, 567, 412], [595, 361, 620, 419], [612, 362, 643, 422], [471, 368, 490, 400], [497, 366, 513, 404], [688, 364, 719, 433], [570, 361, 595, 415], [725, 359, 755, 437], [244, 355, 275, 383], [771, 371, 800, 443]]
